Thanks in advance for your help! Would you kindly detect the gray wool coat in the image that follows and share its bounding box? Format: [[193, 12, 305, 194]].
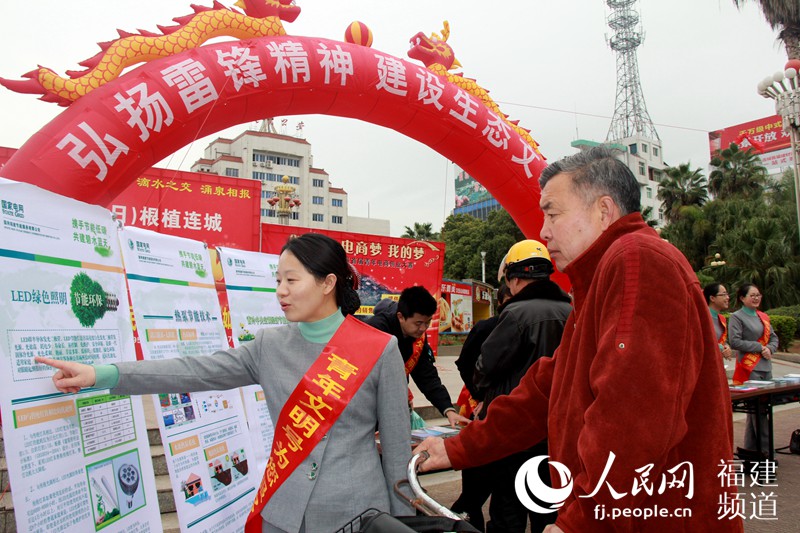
[[112, 322, 413, 532]]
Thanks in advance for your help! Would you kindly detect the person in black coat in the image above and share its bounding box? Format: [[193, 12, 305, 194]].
[[451, 283, 511, 532], [367, 286, 468, 427]]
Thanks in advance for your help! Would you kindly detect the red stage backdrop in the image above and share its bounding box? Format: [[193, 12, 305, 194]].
[[262, 223, 445, 353]]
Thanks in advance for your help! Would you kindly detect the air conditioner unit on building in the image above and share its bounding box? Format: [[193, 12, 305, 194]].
[[257, 162, 266, 168], [265, 161, 274, 168]]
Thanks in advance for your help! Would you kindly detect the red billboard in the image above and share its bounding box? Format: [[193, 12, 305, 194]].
[[262, 223, 446, 352], [108, 167, 262, 251], [1, 145, 263, 251], [709, 115, 791, 156]]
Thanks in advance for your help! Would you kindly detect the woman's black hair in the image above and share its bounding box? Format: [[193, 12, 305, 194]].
[[736, 283, 758, 307], [281, 233, 361, 315]]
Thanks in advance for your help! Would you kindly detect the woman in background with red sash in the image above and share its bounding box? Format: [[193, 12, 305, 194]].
[[36, 233, 412, 532], [729, 283, 779, 457]]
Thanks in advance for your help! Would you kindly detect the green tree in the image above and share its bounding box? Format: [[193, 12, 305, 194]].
[[659, 205, 715, 271], [712, 216, 800, 309], [657, 163, 708, 223], [440, 209, 525, 283], [480, 209, 525, 282], [733, 0, 800, 59], [441, 214, 485, 281], [641, 206, 659, 228], [708, 143, 768, 200], [401, 222, 439, 241]]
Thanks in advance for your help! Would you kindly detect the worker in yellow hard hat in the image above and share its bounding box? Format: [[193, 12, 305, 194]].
[[461, 239, 572, 532]]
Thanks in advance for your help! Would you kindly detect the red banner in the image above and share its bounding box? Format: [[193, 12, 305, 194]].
[[709, 115, 791, 156], [108, 167, 262, 251], [0, 146, 262, 251], [262, 223, 445, 353]]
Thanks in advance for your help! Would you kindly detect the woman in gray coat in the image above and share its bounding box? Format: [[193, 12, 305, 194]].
[[728, 282, 779, 456], [37, 233, 412, 532]]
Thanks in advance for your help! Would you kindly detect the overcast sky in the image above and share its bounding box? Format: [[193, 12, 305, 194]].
[[0, 0, 787, 236]]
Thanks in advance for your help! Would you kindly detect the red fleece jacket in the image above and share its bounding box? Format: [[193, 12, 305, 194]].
[[445, 214, 743, 532]]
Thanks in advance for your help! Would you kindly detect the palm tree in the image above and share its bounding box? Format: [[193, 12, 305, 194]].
[[733, 1, 800, 59], [708, 143, 768, 200], [657, 163, 708, 223], [713, 216, 800, 308], [641, 206, 659, 227], [401, 222, 438, 241]]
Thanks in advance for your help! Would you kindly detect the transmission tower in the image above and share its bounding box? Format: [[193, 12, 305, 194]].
[[605, 0, 659, 142]]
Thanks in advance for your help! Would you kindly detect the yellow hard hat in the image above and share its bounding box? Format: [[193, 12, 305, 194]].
[[503, 240, 553, 280]]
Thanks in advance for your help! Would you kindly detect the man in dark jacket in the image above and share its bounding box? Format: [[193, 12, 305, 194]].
[[451, 282, 512, 531], [474, 239, 571, 533], [367, 286, 468, 427]]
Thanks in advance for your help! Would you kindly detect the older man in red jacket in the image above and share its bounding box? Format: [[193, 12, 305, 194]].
[[415, 147, 743, 532]]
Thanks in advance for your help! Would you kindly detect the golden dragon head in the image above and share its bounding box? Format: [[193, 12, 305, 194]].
[[407, 21, 462, 71], [234, 0, 301, 22]]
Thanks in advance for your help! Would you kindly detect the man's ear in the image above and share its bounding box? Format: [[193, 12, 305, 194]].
[[396, 311, 404, 322], [597, 195, 621, 230]]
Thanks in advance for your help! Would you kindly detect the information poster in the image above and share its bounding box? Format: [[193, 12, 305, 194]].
[[215, 247, 282, 475], [119, 227, 257, 532], [0, 178, 161, 533]]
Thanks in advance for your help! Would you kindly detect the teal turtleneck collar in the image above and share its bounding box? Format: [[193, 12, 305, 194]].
[[741, 306, 757, 317], [297, 308, 345, 343], [710, 308, 720, 320]]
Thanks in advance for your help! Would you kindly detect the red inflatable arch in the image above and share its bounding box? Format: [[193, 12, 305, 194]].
[[1, 35, 548, 237]]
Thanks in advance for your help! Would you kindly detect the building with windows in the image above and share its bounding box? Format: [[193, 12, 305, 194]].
[[190, 127, 389, 235], [571, 137, 666, 226]]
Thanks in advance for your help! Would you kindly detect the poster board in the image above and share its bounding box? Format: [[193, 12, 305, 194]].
[[0, 178, 162, 532], [119, 226, 257, 532], [439, 279, 474, 334], [215, 246, 282, 475]]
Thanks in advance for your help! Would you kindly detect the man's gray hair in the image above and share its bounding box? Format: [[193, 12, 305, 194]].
[[538, 146, 640, 215]]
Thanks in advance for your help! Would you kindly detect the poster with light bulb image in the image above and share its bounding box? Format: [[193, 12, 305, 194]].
[[0, 178, 161, 533], [119, 227, 257, 532]]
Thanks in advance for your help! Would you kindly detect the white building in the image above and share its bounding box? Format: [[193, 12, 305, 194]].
[[571, 135, 666, 226], [190, 127, 390, 235]]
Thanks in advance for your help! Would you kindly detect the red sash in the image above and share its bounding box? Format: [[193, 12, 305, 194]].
[[717, 314, 728, 345], [456, 385, 477, 419], [404, 334, 426, 376], [732, 311, 771, 385], [404, 334, 426, 405], [244, 316, 388, 533]]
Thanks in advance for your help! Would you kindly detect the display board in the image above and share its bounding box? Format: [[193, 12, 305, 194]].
[[215, 246, 282, 475], [0, 178, 162, 533], [119, 226, 257, 532]]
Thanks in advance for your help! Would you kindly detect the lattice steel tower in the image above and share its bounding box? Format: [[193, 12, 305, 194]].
[[605, 0, 659, 142]]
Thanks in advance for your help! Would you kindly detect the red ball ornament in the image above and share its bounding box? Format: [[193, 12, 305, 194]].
[[786, 59, 800, 72], [344, 21, 373, 47]]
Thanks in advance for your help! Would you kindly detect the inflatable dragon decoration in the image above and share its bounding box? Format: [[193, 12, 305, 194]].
[[0, 0, 301, 106], [408, 21, 543, 157]]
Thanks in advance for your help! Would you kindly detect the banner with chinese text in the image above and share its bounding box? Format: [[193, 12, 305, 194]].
[[119, 226, 257, 532], [109, 168, 262, 251], [0, 178, 162, 533], [439, 279, 474, 334], [708, 115, 793, 173], [262, 224, 445, 353]]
